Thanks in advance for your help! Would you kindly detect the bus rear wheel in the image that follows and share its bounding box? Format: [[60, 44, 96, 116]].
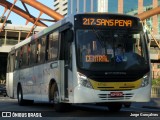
[[17, 85, 25, 106], [107, 103, 122, 112], [52, 83, 71, 112]]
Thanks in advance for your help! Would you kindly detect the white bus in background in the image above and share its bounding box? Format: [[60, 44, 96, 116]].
[[6, 13, 151, 112]]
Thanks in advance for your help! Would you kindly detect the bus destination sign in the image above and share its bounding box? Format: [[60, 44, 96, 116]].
[[82, 18, 132, 27]]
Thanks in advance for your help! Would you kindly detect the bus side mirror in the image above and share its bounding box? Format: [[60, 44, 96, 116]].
[[66, 30, 73, 43]]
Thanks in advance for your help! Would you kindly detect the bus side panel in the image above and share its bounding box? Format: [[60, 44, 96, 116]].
[[22, 67, 34, 100], [41, 60, 62, 102], [6, 72, 13, 98], [41, 62, 51, 102], [33, 64, 44, 101], [13, 70, 19, 99]]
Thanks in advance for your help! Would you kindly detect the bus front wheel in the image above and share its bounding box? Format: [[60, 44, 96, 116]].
[[52, 83, 71, 112]]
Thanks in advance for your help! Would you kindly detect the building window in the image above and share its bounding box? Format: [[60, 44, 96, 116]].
[[108, 0, 118, 13], [79, 0, 84, 12], [68, 0, 71, 14], [55, 8, 59, 11], [6, 31, 19, 45], [144, 0, 153, 7], [93, 0, 98, 12], [124, 0, 138, 14], [86, 0, 91, 12], [22, 45, 28, 66], [0, 31, 5, 45], [63, 8, 67, 11], [72, 0, 77, 13]]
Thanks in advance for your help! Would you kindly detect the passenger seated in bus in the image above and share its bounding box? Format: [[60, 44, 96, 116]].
[[19, 47, 23, 67], [27, 44, 31, 65], [81, 45, 87, 61], [37, 42, 41, 62]]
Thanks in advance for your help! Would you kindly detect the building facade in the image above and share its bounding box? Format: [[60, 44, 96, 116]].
[[98, 0, 108, 12], [0, 23, 45, 82], [54, 0, 68, 16], [54, 0, 160, 35]]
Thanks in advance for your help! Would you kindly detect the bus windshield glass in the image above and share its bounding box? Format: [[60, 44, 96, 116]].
[[76, 29, 149, 71]]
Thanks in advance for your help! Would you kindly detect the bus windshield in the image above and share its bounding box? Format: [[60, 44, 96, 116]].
[[76, 29, 149, 71]]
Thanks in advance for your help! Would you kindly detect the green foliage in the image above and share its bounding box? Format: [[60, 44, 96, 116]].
[[0, 19, 12, 24], [152, 77, 160, 86]]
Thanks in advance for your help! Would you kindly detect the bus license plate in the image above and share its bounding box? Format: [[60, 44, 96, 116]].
[[110, 92, 123, 97]]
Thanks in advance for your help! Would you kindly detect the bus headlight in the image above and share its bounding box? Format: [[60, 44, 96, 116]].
[[141, 73, 150, 87], [77, 72, 93, 89]]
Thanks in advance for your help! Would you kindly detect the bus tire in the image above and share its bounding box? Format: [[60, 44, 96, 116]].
[[123, 102, 131, 108], [17, 85, 25, 106], [107, 103, 122, 112], [52, 83, 70, 112]]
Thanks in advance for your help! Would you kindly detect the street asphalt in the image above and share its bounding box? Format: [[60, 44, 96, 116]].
[[132, 98, 160, 109]]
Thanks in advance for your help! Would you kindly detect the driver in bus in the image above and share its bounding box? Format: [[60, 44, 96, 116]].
[[115, 44, 124, 55], [115, 44, 127, 62]]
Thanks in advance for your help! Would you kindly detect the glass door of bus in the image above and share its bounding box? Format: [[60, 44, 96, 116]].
[[61, 29, 73, 99]]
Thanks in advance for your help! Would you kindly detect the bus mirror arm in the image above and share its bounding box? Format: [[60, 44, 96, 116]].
[[65, 64, 69, 68], [66, 30, 73, 43], [65, 64, 72, 71]]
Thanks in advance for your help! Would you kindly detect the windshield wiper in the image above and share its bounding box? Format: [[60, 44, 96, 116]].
[[91, 29, 106, 48]]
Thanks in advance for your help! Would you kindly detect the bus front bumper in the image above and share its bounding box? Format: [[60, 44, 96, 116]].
[[73, 85, 151, 103]]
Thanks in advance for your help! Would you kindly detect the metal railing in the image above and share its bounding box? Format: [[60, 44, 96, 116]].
[[151, 86, 160, 98], [143, 21, 160, 49]]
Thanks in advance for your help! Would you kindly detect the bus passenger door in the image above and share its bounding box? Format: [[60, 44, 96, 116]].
[[61, 29, 73, 99]]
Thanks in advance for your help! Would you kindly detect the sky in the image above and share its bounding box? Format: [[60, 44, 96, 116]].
[[0, 0, 54, 26], [0, 0, 154, 27]]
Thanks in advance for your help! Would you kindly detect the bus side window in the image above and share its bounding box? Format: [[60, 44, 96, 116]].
[[30, 41, 37, 65], [15, 51, 18, 69], [37, 36, 46, 63], [41, 36, 46, 62], [22, 45, 28, 67], [27, 44, 31, 65], [48, 31, 59, 60], [37, 39, 41, 63], [19, 47, 23, 67]]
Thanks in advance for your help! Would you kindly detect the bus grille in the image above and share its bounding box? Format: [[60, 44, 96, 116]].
[[98, 93, 134, 101]]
